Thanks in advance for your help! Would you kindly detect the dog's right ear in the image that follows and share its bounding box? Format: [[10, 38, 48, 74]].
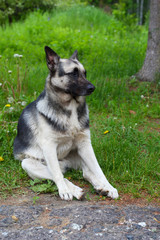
[[45, 46, 60, 71]]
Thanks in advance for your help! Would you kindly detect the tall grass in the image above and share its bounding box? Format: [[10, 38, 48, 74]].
[[0, 5, 159, 199], [0, 6, 148, 107]]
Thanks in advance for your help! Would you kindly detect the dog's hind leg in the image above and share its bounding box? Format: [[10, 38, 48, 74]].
[[21, 158, 53, 180], [21, 158, 84, 200]]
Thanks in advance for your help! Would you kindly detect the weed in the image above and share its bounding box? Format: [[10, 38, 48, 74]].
[[32, 196, 40, 205], [30, 179, 58, 194], [85, 193, 91, 201]]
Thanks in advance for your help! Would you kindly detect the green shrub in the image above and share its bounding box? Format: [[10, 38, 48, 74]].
[[0, 0, 56, 25]]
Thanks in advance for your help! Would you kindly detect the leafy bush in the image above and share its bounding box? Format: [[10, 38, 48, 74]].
[[0, 0, 56, 25], [0, 0, 89, 26], [112, 2, 137, 26]]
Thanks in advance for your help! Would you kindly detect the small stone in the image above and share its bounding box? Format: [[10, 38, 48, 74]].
[[35, 226, 43, 229], [71, 223, 83, 231], [12, 215, 18, 221], [150, 227, 157, 232], [93, 228, 102, 233], [95, 233, 103, 236], [138, 222, 146, 227], [126, 234, 134, 240], [2, 232, 8, 236]]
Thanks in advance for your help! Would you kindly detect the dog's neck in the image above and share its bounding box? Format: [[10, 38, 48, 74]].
[[45, 81, 84, 106], [47, 90, 85, 108]]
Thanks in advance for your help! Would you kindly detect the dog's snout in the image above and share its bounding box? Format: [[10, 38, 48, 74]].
[[87, 83, 95, 93]]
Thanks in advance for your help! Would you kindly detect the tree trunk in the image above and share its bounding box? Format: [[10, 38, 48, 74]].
[[136, 0, 160, 82], [140, 0, 144, 25], [137, 0, 139, 24]]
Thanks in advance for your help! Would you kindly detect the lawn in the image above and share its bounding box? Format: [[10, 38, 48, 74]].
[[0, 5, 159, 200]]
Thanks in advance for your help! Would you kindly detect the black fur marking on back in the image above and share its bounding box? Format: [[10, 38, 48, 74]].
[[13, 102, 36, 155], [39, 112, 67, 133], [37, 90, 46, 101]]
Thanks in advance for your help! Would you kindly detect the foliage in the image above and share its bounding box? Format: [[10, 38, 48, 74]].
[[0, 5, 159, 199], [89, 0, 150, 25], [30, 179, 58, 194], [112, 2, 137, 26], [0, 0, 56, 25], [0, 0, 89, 26], [0, 6, 148, 109]]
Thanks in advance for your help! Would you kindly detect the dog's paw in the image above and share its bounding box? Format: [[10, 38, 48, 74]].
[[64, 178, 85, 200], [72, 185, 85, 200], [106, 187, 119, 199], [95, 185, 119, 199], [59, 191, 73, 201]]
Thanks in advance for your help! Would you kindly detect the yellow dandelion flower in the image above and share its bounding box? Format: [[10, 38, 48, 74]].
[[5, 104, 11, 107], [0, 156, 4, 161], [104, 130, 110, 134]]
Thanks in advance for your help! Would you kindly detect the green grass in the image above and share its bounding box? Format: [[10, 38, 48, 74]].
[[0, 5, 159, 200]]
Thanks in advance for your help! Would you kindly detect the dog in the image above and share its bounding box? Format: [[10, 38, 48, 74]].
[[13, 46, 119, 201]]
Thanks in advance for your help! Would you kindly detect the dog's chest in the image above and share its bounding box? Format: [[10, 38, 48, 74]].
[[38, 99, 87, 159], [56, 105, 83, 159], [68, 105, 81, 135]]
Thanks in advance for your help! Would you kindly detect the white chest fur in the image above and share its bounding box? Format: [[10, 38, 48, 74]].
[[37, 98, 87, 160]]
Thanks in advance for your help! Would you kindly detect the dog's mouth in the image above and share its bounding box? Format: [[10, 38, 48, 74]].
[[67, 82, 95, 97]]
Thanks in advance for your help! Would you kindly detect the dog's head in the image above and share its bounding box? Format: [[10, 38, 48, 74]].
[[45, 46, 95, 97]]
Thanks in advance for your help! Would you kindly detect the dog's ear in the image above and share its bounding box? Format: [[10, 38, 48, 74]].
[[70, 50, 78, 60], [45, 46, 60, 71]]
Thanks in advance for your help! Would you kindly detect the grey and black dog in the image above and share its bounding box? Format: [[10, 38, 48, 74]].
[[14, 46, 119, 201]]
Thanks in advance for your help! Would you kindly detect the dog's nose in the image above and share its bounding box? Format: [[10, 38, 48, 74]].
[[87, 83, 95, 93]]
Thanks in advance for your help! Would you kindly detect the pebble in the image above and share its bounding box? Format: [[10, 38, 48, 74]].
[[126, 234, 134, 240], [2, 232, 8, 236], [138, 222, 146, 227], [71, 223, 83, 231]]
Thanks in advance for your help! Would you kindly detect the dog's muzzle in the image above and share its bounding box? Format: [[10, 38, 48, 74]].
[[86, 83, 95, 95], [67, 80, 95, 97]]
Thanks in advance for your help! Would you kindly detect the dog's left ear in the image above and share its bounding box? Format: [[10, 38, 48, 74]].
[[45, 46, 60, 71], [70, 50, 78, 60]]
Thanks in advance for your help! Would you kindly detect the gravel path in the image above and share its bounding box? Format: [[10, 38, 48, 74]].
[[0, 194, 160, 240]]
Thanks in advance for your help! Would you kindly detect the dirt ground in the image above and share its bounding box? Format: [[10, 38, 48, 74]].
[[0, 188, 160, 240], [1, 185, 159, 207]]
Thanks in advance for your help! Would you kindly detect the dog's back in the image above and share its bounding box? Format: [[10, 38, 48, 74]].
[[14, 100, 37, 159]]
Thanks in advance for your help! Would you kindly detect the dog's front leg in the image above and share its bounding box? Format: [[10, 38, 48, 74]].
[[42, 143, 73, 201], [77, 138, 119, 199]]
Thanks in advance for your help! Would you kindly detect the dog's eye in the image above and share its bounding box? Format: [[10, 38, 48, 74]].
[[73, 68, 79, 77]]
